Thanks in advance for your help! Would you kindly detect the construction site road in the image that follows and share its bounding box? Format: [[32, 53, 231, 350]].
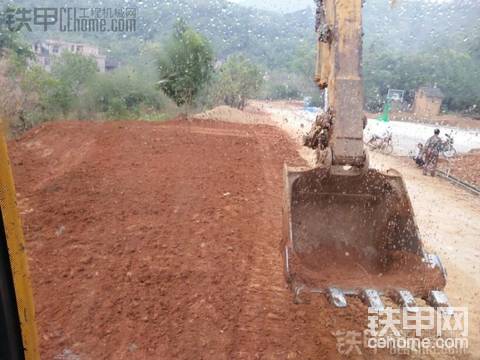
[[8, 115, 479, 359], [370, 152, 480, 357]]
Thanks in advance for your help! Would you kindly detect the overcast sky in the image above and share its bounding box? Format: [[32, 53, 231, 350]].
[[228, 0, 452, 14], [228, 0, 313, 13]]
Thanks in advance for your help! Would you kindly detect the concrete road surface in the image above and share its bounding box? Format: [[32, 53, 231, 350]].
[[258, 102, 480, 156]]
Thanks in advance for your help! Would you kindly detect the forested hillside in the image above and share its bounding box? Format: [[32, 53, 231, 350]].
[[10, 0, 478, 66], [2, 0, 480, 119]]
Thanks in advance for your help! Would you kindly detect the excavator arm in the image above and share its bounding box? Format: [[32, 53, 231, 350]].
[[315, 0, 366, 167]]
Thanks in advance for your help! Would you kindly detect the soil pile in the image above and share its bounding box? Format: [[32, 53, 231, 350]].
[[193, 105, 271, 125], [448, 152, 480, 188]]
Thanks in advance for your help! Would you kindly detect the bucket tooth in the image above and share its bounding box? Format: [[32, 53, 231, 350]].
[[327, 288, 347, 308], [423, 253, 447, 278], [427, 291, 454, 315], [426, 290, 450, 309], [362, 289, 384, 311], [393, 290, 418, 312]]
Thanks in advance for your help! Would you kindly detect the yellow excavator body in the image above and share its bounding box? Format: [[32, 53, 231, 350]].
[[0, 122, 40, 360]]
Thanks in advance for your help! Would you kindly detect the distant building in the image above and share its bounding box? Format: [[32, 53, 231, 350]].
[[387, 89, 406, 112], [31, 40, 117, 73], [413, 86, 444, 117]]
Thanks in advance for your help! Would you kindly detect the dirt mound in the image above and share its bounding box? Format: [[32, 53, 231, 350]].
[[194, 105, 272, 125], [9, 118, 389, 359], [448, 153, 480, 188]]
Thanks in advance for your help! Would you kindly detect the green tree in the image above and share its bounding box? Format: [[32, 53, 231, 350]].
[[0, 15, 32, 76], [363, 47, 480, 114], [157, 20, 214, 110], [83, 67, 168, 119], [22, 66, 64, 117], [289, 43, 316, 79], [467, 26, 480, 63], [0, 8, 32, 65], [51, 52, 98, 96], [213, 55, 263, 109]]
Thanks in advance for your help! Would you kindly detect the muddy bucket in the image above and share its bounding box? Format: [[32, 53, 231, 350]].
[[282, 165, 447, 308]]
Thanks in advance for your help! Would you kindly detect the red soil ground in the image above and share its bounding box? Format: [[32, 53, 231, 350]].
[[447, 152, 480, 188], [10, 119, 390, 359]]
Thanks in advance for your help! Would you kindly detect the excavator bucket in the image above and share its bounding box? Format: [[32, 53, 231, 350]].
[[282, 165, 447, 308]]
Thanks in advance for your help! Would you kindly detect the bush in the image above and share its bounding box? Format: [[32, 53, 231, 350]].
[[82, 67, 170, 119], [210, 54, 264, 109]]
